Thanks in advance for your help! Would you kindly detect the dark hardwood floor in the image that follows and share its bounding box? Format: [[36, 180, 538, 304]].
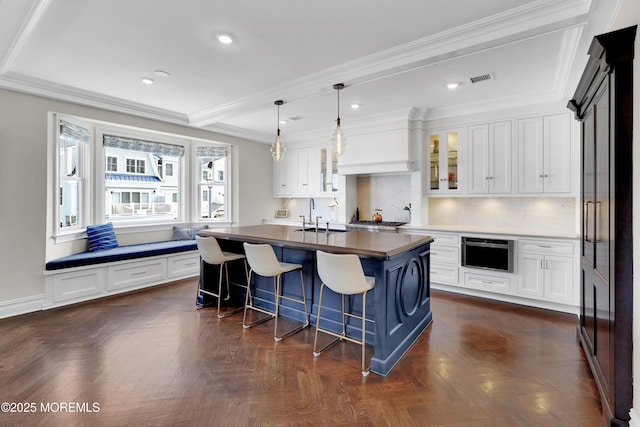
[[0, 279, 604, 427]]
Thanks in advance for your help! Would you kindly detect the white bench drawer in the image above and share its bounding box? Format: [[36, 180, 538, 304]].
[[107, 259, 167, 291], [168, 252, 200, 278]]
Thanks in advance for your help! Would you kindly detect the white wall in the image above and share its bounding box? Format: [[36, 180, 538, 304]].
[[609, 1, 639, 424], [0, 88, 276, 303]]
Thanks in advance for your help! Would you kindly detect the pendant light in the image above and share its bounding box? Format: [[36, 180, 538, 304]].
[[271, 100, 285, 161], [331, 83, 347, 156]]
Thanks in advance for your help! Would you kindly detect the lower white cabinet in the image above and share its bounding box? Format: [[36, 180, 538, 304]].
[[516, 239, 575, 304], [408, 229, 579, 313], [429, 232, 460, 285], [462, 270, 513, 295]]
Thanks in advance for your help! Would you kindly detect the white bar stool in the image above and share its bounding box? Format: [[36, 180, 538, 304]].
[[242, 242, 309, 341], [313, 250, 375, 376], [196, 236, 249, 318]]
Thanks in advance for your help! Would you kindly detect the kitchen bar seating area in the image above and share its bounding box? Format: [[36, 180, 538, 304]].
[[197, 224, 434, 376]]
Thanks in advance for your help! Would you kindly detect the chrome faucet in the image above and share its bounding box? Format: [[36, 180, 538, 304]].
[[315, 215, 322, 233]]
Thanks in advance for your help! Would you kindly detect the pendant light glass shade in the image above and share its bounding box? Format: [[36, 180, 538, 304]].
[[271, 100, 285, 161], [331, 83, 347, 156]]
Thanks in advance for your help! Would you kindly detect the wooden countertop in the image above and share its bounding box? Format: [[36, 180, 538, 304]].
[[199, 224, 433, 259]]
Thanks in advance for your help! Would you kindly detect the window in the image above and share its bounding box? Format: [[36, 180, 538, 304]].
[[52, 114, 232, 239], [103, 135, 183, 222], [125, 158, 145, 174], [57, 119, 90, 230], [197, 146, 228, 219], [106, 156, 118, 172]]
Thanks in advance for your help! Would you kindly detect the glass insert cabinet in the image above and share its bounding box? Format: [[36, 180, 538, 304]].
[[428, 130, 461, 194], [319, 146, 339, 193]]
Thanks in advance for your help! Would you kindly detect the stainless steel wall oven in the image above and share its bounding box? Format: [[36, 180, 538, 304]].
[[461, 236, 514, 273]]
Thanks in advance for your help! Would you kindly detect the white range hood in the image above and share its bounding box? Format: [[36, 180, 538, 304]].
[[337, 110, 423, 175]]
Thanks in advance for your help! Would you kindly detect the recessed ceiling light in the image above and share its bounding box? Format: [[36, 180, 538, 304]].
[[446, 82, 459, 89], [350, 103, 360, 109], [141, 77, 155, 85], [279, 120, 287, 125], [217, 33, 234, 44], [154, 70, 170, 78]]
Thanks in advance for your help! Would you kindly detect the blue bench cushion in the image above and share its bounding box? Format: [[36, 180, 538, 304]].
[[46, 240, 198, 271]]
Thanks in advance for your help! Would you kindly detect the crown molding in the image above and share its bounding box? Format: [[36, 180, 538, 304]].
[[0, 71, 192, 125], [187, 0, 591, 127], [423, 89, 563, 121]]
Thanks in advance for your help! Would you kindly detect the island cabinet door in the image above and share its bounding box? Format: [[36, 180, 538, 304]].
[[364, 243, 433, 376]]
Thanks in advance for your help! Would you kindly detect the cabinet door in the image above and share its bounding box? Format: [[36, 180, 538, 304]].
[[543, 114, 571, 193], [273, 154, 295, 197], [544, 255, 574, 303], [489, 121, 512, 194], [467, 124, 489, 193], [428, 130, 461, 193], [296, 149, 310, 194], [517, 252, 544, 298], [518, 117, 544, 193]]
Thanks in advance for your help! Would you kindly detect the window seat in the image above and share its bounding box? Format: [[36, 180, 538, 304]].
[[45, 240, 198, 270], [43, 240, 200, 309]]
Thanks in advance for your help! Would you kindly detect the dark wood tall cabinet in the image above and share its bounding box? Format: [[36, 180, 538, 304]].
[[568, 25, 636, 427]]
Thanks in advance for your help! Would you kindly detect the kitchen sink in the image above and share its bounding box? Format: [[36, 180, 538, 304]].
[[294, 228, 346, 233]]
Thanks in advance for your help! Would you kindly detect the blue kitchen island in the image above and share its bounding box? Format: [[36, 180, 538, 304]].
[[198, 224, 433, 376]]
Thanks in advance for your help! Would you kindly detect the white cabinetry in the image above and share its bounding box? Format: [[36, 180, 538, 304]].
[[427, 130, 462, 194], [518, 114, 571, 194], [467, 121, 512, 194], [273, 154, 295, 197], [429, 232, 459, 285], [273, 147, 326, 197], [295, 148, 319, 195], [462, 270, 513, 295], [516, 239, 575, 304], [44, 251, 200, 308]]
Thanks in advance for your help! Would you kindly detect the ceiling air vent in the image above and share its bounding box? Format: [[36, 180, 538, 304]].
[[288, 115, 304, 121], [468, 73, 494, 84]]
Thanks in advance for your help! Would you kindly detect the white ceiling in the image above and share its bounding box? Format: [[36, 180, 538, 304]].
[[0, 0, 622, 143]]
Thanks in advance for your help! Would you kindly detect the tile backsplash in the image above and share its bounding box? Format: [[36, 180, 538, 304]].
[[356, 175, 412, 222], [428, 197, 577, 234]]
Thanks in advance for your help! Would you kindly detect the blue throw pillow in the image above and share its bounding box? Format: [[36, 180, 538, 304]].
[[86, 223, 119, 251]]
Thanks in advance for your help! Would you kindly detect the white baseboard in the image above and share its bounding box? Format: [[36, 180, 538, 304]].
[[629, 407, 639, 427], [0, 294, 44, 319]]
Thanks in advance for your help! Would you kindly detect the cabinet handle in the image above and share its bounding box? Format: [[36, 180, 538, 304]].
[[131, 271, 147, 276], [584, 201, 594, 242], [481, 280, 493, 284], [538, 245, 552, 248]]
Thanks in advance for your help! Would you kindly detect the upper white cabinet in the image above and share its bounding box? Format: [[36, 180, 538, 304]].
[[467, 121, 512, 194], [295, 148, 319, 195], [518, 114, 571, 194], [273, 153, 295, 197], [273, 146, 332, 198], [427, 129, 462, 194]]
